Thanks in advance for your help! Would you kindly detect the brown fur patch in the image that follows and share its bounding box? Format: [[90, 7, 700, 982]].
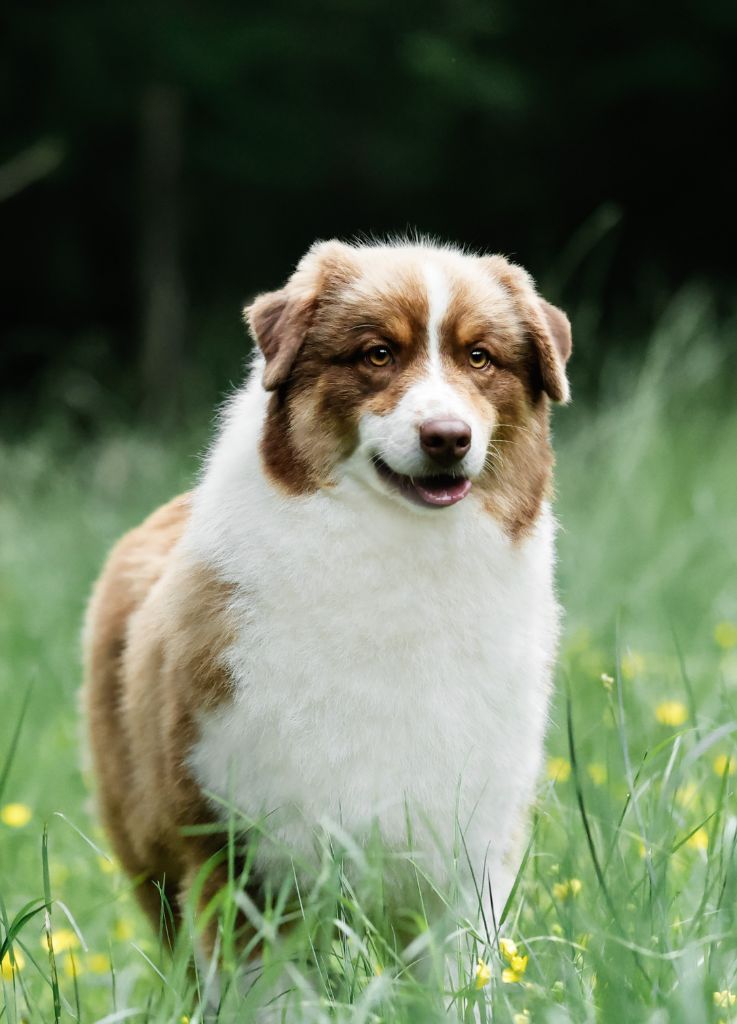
[[248, 290, 317, 391], [257, 252, 431, 495], [83, 494, 242, 935], [481, 256, 572, 403], [438, 272, 556, 537]]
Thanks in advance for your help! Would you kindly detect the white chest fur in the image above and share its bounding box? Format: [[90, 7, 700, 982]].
[[185, 377, 560, 910]]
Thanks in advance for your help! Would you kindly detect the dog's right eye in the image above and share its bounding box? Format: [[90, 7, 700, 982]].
[[469, 348, 493, 370], [364, 346, 394, 368]]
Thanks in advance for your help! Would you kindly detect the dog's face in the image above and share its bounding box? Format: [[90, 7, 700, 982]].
[[247, 240, 571, 536]]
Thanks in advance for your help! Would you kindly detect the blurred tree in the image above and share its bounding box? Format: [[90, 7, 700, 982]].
[[140, 84, 186, 418]]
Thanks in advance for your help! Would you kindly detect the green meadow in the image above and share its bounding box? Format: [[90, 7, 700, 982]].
[[2, 290, 736, 1022]]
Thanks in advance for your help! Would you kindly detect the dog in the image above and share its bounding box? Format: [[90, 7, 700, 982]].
[[83, 237, 571, 990]]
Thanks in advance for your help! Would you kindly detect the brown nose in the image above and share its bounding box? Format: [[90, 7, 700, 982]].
[[419, 418, 472, 465]]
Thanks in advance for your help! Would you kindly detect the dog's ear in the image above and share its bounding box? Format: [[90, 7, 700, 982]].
[[246, 288, 315, 391], [483, 256, 572, 403], [529, 297, 572, 403], [245, 239, 357, 392]]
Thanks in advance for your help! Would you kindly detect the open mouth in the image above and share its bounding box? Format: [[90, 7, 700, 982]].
[[373, 457, 472, 508]]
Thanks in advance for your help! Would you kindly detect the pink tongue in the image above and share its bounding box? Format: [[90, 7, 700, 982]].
[[413, 477, 472, 507]]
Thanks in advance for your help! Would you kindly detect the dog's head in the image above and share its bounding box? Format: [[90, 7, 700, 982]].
[[246, 239, 571, 536]]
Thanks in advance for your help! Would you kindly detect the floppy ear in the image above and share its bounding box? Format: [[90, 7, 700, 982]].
[[528, 297, 572, 404], [244, 239, 357, 391], [245, 288, 315, 391], [483, 256, 572, 403]]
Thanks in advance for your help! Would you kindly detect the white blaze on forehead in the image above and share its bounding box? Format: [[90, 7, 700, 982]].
[[353, 253, 494, 482], [422, 261, 451, 374]]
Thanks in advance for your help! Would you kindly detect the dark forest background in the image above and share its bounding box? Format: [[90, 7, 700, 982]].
[[2, 0, 736, 434]]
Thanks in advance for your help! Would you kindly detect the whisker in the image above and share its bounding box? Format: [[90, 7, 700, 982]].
[[483, 443, 506, 473], [495, 421, 537, 441]]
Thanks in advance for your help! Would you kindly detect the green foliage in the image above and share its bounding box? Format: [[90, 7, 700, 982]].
[[1, 293, 736, 1021]]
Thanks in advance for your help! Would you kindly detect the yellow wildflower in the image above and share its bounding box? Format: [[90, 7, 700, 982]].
[[714, 622, 737, 650], [97, 855, 117, 875], [498, 936, 528, 982], [513, 1013, 530, 1024], [509, 953, 528, 975], [1, 803, 32, 828], [714, 990, 737, 1008], [63, 951, 109, 975], [63, 953, 80, 979], [502, 962, 527, 983], [713, 754, 736, 777], [181, 1017, 191, 1024], [675, 782, 698, 807], [87, 953, 110, 973], [587, 763, 607, 786], [552, 878, 582, 900], [43, 927, 79, 953], [655, 701, 688, 727], [547, 757, 571, 783], [474, 958, 492, 989], [687, 827, 708, 851], [114, 919, 134, 942], [499, 937, 518, 961], [600, 673, 614, 691], [621, 651, 645, 680], [1, 948, 26, 980]]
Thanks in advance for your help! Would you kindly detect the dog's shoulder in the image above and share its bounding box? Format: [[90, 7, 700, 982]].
[[83, 493, 192, 670], [107, 491, 238, 722]]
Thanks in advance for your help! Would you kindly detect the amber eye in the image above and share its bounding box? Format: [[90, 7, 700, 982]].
[[365, 345, 394, 368], [469, 348, 492, 370]]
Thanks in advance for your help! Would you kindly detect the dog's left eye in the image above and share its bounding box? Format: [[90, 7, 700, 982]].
[[364, 346, 394, 368], [469, 348, 492, 370]]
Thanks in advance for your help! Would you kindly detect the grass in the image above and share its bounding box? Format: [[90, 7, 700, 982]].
[[1, 288, 736, 1022]]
